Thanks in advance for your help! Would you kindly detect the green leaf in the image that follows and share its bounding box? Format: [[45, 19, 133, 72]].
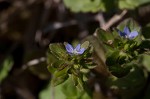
[[39, 77, 91, 99], [39, 83, 66, 99], [96, 28, 114, 43], [71, 74, 78, 86], [117, 18, 141, 33], [140, 54, 150, 72], [139, 39, 150, 49], [47, 64, 56, 73], [63, 0, 118, 12], [107, 65, 147, 99], [142, 23, 150, 39], [113, 37, 123, 48], [62, 77, 91, 99], [52, 60, 65, 69], [63, 0, 103, 12], [118, 0, 150, 9], [47, 51, 60, 74], [85, 36, 106, 63], [80, 68, 90, 74], [82, 75, 88, 81], [106, 50, 120, 66], [54, 67, 69, 78], [52, 66, 70, 86], [63, 0, 150, 12], [77, 78, 84, 90], [0, 56, 13, 83], [62, 78, 78, 97], [47, 51, 58, 64], [85, 62, 97, 69], [49, 43, 67, 59], [81, 41, 90, 49], [52, 73, 69, 86], [109, 64, 132, 77]]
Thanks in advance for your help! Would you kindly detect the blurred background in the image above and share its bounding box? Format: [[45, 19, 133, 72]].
[[0, 0, 150, 99]]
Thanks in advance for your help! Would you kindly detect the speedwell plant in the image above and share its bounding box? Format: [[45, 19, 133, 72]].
[[47, 19, 150, 99]]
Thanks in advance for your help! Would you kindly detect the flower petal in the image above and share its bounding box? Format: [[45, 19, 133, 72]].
[[76, 48, 85, 55], [118, 30, 126, 37], [123, 26, 130, 35], [65, 43, 73, 53], [128, 31, 138, 39], [75, 44, 80, 51]]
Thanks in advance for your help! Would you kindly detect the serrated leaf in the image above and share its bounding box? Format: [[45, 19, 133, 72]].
[[49, 43, 67, 59]]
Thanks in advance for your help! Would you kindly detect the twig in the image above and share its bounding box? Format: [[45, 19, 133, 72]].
[[94, 12, 106, 27], [102, 10, 127, 30], [22, 57, 46, 70]]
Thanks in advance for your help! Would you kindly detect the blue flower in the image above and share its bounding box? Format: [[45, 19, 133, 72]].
[[65, 43, 85, 55], [118, 26, 138, 39]]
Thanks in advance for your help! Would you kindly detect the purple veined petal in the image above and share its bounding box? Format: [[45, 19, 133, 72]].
[[118, 30, 126, 37], [128, 31, 138, 39], [75, 44, 81, 51], [123, 26, 130, 35], [65, 43, 74, 53], [76, 48, 85, 55]]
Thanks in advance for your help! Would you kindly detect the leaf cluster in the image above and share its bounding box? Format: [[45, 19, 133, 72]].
[[47, 41, 97, 90]]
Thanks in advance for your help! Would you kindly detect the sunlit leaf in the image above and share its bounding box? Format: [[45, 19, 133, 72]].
[[63, 0, 103, 12], [118, 0, 150, 9], [39, 83, 66, 99]]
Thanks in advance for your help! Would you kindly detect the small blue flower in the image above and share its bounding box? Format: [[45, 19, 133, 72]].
[[65, 43, 85, 55], [118, 26, 138, 39]]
